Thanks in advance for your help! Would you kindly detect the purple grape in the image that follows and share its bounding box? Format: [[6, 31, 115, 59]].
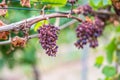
[[75, 17, 104, 49], [76, 5, 93, 15], [38, 24, 60, 56], [68, 0, 78, 4]]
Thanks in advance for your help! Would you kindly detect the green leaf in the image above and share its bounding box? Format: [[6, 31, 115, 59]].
[[107, 0, 112, 5], [97, 0, 103, 8], [106, 38, 116, 63], [102, 66, 116, 77], [41, 0, 67, 7], [34, 20, 48, 31], [89, 0, 111, 9], [89, 0, 97, 9], [95, 56, 104, 68]]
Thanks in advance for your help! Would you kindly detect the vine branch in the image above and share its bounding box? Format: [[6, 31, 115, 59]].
[[0, 13, 82, 32], [0, 18, 75, 45], [0, 9, 118, 45]]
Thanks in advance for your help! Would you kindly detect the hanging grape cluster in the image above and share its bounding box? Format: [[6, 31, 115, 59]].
[[0, 2, 111, 56], [68, 0, 78, 5], [75, 17, 105, 49], [38, 24, 60, 56], [73, 5, 93, 16]]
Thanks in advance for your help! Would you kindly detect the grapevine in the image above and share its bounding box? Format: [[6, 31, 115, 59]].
[[0, 0, 120, 80], [0, 0, 119, 57], [38, 24, 60, 56]]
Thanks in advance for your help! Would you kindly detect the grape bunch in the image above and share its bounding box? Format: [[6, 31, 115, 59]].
[[82, 5, 93, 16], [73, 5, 93, 16], [68, 0, 78, 5], [75, 17, 104, 49], [38, 24, 60, 56]]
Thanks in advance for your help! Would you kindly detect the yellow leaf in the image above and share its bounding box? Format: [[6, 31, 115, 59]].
[[34, 20, 48, 31]]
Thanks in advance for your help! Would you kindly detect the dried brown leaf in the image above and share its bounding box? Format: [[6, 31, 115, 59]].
[[0, 20, 9, 40], [20, 0, 31, 7], [0, 1, 8, 16], [12, 36, 27, 47], [114, 20, 119, 26], [111, 0, 120, 15]]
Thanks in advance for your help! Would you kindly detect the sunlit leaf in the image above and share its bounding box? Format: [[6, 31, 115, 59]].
[[95, 56, 104, 68], [41, 0, 67, 7], [34, 20, 48, 31], [106, 38, 116, 63], [89, 0, 97, 9], [89, 0, 111, 9], [97, 0, 103, 8], [107, 0, 112, 5]]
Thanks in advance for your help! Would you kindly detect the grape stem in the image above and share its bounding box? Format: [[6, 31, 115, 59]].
[[0, 19, 77, 45], [0, 34, 38, 45], [0, 13, 82, 32]]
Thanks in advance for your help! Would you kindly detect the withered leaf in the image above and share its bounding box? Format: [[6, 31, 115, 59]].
[[0, 1, 7, 16], [0, 20, 9, 40], [12, 36, 27, 47], [111, 0, 120, 15], [0, 20, 5, 26], [20, 0, 31, 7]]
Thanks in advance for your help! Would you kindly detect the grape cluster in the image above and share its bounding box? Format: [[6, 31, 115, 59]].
[[75, 17, 104, 49], [68, 0, 78, 5], [73, 5, 93, 16], [38, 24, 60, 56], [82, 5, 93, 15]]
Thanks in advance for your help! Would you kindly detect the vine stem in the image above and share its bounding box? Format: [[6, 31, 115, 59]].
[[0, 13, 82, 32], [0, 34, 38, 45], [0, 10, 116, 45], [0, 18, 77, 45]]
